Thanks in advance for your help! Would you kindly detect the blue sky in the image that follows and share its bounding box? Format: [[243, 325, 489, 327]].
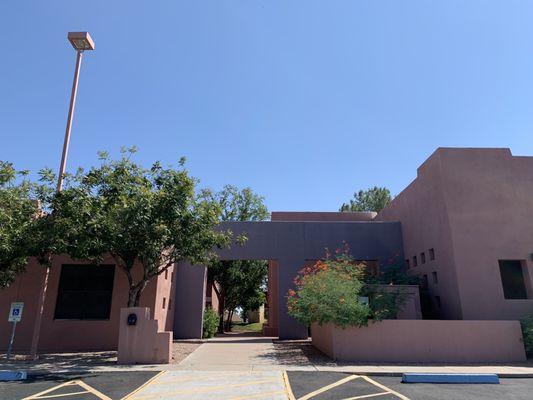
[[1, 1, 532, 211]]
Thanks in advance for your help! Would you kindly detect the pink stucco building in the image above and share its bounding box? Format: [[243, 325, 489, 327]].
[[377, 147, 533, 320], [0, 147, 532, 357]]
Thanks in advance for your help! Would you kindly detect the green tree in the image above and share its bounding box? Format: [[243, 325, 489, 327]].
[[340, 186, 392, 213], [38, 148, 231, 307], [0, 162, 40, 287], [206, 185, 269, 332]]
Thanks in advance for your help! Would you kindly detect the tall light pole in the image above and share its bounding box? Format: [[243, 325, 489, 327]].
[[29, 32, 95, 360], [57, 31, 95, 191]]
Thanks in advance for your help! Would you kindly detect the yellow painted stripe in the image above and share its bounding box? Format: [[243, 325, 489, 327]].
[[229, 390, 287, 400], [282, 371, 296, 400], [121, 371, 167, 400], [298, 375, 360, 400], [76, 380, 112, 400], [133, 378, 279, 399], [32, 391, 90, 399], [360, 376, 410, 400], [23, 380, 82, 400], [342, 392, 390, 400]]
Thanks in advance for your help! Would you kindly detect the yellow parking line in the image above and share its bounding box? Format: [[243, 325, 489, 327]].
[[30, 391, 90, 399], [121, 371, 167, 400], [342, 392, 390, 400], [360, 376, 410, 400], [298, 375, 360, 400], [76, 380, 112, 400], [282, 371, 296, 400], [229, 390, 287, 400], [22, 381, 83, 400], [133, 378, 279, 399]]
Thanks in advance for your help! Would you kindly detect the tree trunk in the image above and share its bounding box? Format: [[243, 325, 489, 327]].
[[225, 310, 233, 332], [216, 287, 225, 334], [127, 281, 148, 307]]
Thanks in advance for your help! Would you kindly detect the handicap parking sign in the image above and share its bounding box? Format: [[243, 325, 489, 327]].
[[8, 302, 24, 322]]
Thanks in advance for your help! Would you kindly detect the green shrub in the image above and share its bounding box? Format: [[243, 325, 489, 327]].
[[521, 315, 533, 357], [202, 308, 219, 339], [287, 246, 406, 328]]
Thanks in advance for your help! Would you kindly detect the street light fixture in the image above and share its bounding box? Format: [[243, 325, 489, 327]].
[[56, 31, 95, 192], [30, 32, 95, 360]]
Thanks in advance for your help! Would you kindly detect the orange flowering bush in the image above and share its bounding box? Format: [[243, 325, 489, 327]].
[[287, 245, 404, 328]]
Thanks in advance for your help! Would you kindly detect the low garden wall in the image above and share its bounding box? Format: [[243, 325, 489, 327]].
[[312, 320, 526, 363]]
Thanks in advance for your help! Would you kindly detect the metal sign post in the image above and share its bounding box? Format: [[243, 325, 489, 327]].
[[7, 302, 24, 360]]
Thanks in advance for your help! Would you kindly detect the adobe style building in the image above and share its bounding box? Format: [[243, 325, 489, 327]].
[[1, 147, 532, 353]]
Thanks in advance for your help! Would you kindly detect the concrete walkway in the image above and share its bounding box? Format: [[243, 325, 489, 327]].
[[177, 334, 286, 371]]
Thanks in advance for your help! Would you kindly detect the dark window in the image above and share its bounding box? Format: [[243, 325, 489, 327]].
[[54, 264, 115, 320], [421, 252, 426, 264], [432, 271, 438, 285], [413, 256, 418, 267], [405, 259, 410, 269], [165, 269, 169, 280], [422, 274, 428, 288], [429, 248, 435, 260], [162, 297, 166, 309], [499, 260, 528, 299]]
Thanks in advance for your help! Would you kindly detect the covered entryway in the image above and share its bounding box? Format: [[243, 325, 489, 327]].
[[173, 212, 404, 340]]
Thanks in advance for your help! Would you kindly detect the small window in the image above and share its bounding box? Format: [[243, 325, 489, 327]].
[[165, 269, 169, 280], [162, 297, 166, 309], [421, 252, 426, 264], [432, 271, 438, 285], [413, 256, 418, 267], [435, 296, 441, 308], [422, 274, 428, 288], [499, 260, 528, 299], [429, 248, 435, 260], [54, 264, 115, 320], [405, 259, 410, 269]]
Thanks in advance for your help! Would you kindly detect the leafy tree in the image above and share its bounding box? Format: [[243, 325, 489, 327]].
[[340, 186, 392, 213], [206, 185, 269, 332], [38, 148, 231, 307], [0, 162, 40, 287]]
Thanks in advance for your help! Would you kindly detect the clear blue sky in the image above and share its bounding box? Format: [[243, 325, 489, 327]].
[[2, 1, 532, 211]]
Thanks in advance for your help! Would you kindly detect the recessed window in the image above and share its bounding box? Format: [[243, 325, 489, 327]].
[[405, 259, 410, 269], [499, 260, 529, 299], [162, 297, 166, 309], [432, 271, 438, 285], [421, 252, 426, 264], [413, 256, 418, 267], [429, 248, 435, 260], [54, 265, 115, 320]]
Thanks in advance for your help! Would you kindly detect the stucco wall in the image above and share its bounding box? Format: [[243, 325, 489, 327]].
[[378, 148, 533, 320], [312, 320, 526, 362], [0, 256, 163, 353]]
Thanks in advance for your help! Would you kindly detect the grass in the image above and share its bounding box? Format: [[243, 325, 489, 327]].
[[231, 322, 264, 333]]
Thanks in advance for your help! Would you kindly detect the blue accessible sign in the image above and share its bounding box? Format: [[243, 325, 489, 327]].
[[8, 302, 24, 322]]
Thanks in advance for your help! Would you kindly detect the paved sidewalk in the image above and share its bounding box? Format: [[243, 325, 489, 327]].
[[126, 370, 289, 400]]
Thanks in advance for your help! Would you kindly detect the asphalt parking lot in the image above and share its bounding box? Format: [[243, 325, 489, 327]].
[[286, 371, 533, 400], [2, 370, 533, 399], [0, 371, 160, 400]]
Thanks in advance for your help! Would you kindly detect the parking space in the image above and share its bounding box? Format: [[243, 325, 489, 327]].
[[0, 371, 160, 400], [285, 371, 533, 400]]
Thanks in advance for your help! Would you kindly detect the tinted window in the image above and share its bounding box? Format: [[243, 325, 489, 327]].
[[498, 260, 528, 299], [54, 265, 115, 319]]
